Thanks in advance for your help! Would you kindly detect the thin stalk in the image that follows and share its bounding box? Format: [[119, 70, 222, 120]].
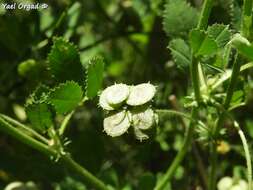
[[234, 122, 252, 190], [209, 0, 253, 183], [191, 57, 202, 103], [59, 110, 74, 136], [209, 53, 240, 190], [59, 97, 88, 136], [0, 114, 49, 144], [197, 0, 214, 30], [242, 0, 253, 37], [156, 109, 206, 129], [155, 1, 214, 189], [0, 117, 56, 157], [0, 116, 109, 190], [154, 108, 198, 190], [61, 155, 109, 190]]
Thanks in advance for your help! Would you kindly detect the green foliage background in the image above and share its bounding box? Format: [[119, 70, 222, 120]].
[[0, 0, 253, 189]]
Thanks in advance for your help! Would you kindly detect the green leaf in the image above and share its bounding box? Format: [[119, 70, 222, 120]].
[[48, 37, 85, 83], [168, 38, 191, 68], [26, 85, 50, 105], [85, 56, 104, 99], [231, 33, 253, 61], [26, 103, 53, 131], [163, 0, 198, 38], [190, 29, 218, 57], [207, 24, 231, 48], [48, 81, 83, 114]]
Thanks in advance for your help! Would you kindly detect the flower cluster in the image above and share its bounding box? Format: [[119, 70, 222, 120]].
[[217, 176, 248, 190], [99, 83, 158, 141]]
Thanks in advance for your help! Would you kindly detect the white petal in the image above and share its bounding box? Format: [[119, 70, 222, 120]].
[[103, 110, 131, 137], [134, 127, 149, 141], [106, 84, 130, 105], [126, 83, 156, 106], [99, 89, 115, 111], [132, 107, 155, 130]]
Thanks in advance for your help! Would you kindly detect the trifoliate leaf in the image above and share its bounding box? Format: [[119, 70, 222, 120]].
[[163, 0, 198, 38], [126, 83, 156, 106], [48, 81, 83, 114], [168, 39, 191, 68], [85, 56, 104, 99], [230, 33, 253, 61], [48, 37, 84, 83], [207, 24, 231, 48], [190, 29, 218, 57], [103, 110, 131, 137], [26, 103, 53, 131], [131, 107, 156, 130], [105, 84, 130, 106]]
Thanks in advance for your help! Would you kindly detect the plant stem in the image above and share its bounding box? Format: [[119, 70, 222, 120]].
[[242, 0, 253, 37], [155, 1, 214, 189], [0, 116, 109, 190], [234, 122, 252, 190], [156, 109, 206, 129], [0, 114, 49, 144], [0, 116, 56, 157], [59, 96, 88, 136], [154, 108, 198, 190], [191, 57, 202, 103], [61, 155, 109, 190], [208, 0, 253, 183], [197, 0, 214, 30], [59, 110, 74, 136]]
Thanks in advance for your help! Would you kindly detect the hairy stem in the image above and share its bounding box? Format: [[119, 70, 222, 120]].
[[0, 116, 56, 157], [0, 114, 49, 144], [0, 116, 109, 190]]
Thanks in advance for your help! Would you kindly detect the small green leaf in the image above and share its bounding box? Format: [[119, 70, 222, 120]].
[[26, 103, 53, 131], [163, 0, 198, 38], [207, 24, 231, 48], [230, 33, 253, 61], [190, 29, 218, 57], [48, 81, 83, 114], [168, 38, 191, 68], [48, 37, 85, 83], [86, 56, 105, 99]]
